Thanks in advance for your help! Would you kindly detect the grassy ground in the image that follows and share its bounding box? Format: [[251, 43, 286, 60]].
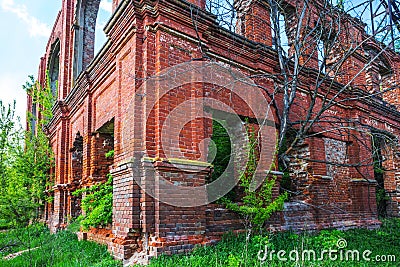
[[146, 218, 400, 267], [1, 219, 399, 266], [0, 224, 121, 267]]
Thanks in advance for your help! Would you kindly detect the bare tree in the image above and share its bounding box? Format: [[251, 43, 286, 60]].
[[197, 0, 400, 215]]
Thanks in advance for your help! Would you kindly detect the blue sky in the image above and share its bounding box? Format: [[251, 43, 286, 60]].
[[0, 0, 111, 126]]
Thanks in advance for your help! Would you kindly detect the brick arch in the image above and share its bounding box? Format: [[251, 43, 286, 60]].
[[72, 0, 103, 80], [363, 42, 395, 94], [363, 42, 394, 74]]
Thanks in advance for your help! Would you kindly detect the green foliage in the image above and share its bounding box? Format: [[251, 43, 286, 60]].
[[0, 101, 39, 226], [0, 224, 121, 266], [336, 0, 344, 10], [0, 219, 12, 230], [73, 174, 113, 230], [0, 76, 54, 228], [145, 218, 400, 267], [208, 120, 231, 182], [67, 216, 83, 233], [310, 229, 343, 249], [105, 149, 115, 159], [0, 101, 24, 225], [376, 188, 390, 203], [222, 127, 287, 227], [24, 74, 54, 124], [227, 254, 241, 267], [0, 224, 49, 258]]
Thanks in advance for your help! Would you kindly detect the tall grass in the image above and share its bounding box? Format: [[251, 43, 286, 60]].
[[1, 219, 399, 266], [146, 218, 400, 267], [0, 224, 121, 267]]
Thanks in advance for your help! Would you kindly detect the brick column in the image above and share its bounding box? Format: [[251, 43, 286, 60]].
[[349, 179, 380, 227], [109, 161, 141, 261], [89, 132, 114, 182], [235, 0, 272, 46], [147, 159, 211, 256], [383, 151, 400, 217], [186, 0, 206, 9], [390, 171, 400, 217], [51, 185, 68, 232]]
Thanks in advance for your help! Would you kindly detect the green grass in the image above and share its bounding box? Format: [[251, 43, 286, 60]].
[[0, 219, 11, 230], [0, 224, 121, 267], [1, 219, 399, 266], [145, 218, 400, 267]]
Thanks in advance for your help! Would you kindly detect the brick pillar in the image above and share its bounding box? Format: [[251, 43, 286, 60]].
[[70, 132, 83, 218], [89, 132, 114, 183], [382, 149, 400, 217], [110, 157, 211, 263], [235, 0, 272, 46], [288, 140, 311, 201], [385, 57, 400, 108], [109, 161, 141, 261], [186, 0, 205, 9], [148, 159, 211, 256], [51, 186, 68, 232], [389, 171, 400, 217], [349, 179, 379, 224], [365, 63, 380, 93], [331, 18, 367, 85]]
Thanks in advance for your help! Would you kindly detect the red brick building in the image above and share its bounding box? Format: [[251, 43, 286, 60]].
[[29, 0, 400, 263]]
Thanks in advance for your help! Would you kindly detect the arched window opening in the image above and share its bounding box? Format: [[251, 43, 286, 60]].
[[95, 0, 112, 55], [377, 58, 392, 92], [371, 130, 397, 217], [48, 39, 60, 98], [364, 45, 393, 94], [73, 0, 112, 80]]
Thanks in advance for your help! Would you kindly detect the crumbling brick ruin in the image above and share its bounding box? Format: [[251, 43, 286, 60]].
[[29, 0, 400, 264]]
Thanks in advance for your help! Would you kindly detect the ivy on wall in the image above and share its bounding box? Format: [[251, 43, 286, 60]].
[[221, 126, 287, 228], [73, 174, 113, 230]]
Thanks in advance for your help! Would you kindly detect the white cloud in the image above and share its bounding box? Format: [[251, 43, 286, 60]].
[[1, 0, 51, 38], [100, 0, 112, 13]]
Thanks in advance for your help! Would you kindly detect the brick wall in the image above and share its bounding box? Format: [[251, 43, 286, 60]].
[[33, 0, 400, 263]]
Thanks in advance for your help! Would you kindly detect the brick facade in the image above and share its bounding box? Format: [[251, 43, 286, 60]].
[[30, 0, 400, 264]]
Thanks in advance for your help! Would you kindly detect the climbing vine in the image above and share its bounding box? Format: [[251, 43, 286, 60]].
[[222, 126, 287, 229], [73, 174, 113, 230]]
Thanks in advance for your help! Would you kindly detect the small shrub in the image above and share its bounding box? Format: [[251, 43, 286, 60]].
[[105, 150, 114, 159], [73, 174, 113, 230], [222, 128, 287, 227]]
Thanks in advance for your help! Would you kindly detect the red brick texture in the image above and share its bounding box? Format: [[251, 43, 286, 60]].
[[31, 0, 400, 263]]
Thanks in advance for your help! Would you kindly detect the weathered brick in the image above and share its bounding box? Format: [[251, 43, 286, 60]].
[[31, 0, 400, 264]]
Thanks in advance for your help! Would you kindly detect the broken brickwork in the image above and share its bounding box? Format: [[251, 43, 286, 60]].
[[29, 0, 400, 263]]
